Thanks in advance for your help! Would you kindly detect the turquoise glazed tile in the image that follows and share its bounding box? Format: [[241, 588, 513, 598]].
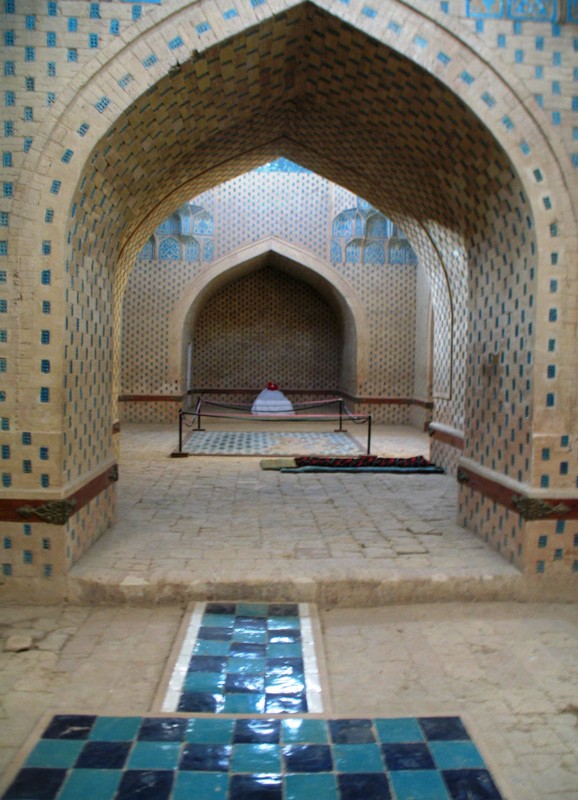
[[281, 719, 329, 744], [228, 657, 266, 674], [58, 769, 122, 800], [375, 717, 425, 743], [185, 718, 235, 744], [193, 639, 231, 656], [172, 771, 229, 798], [430, 740, 486, 769], [183, 671, 226, 692], [285, 772, 338, 800], [127, 741, 181, 770], [25, 740, 84, 768], [390, 769, 451, 800], [223, 693, 266, 714], [333, 743, 384, 773], [268, 642, 302, 658], [231, 743, 281, 773], [88, 717, 142, 742]]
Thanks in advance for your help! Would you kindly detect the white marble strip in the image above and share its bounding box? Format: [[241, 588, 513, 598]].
[[299, 603, 323, 713], [161, 602, 206, 712]]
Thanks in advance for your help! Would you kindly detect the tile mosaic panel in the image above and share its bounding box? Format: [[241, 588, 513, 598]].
[[1, 714, 504, 800], [181, 431, 364, 457], [163, 603, 322, 715]]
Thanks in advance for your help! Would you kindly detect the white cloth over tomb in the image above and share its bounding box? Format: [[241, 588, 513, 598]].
[[251, 387, 294, 415]]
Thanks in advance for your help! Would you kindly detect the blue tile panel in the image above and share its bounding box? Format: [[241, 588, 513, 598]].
[[2, 715, 504, 799], [183, 431, 363, 456], [178, 603, 308, 714]]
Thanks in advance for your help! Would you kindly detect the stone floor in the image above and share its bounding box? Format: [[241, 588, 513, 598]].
[[61, 423, 566, 606]]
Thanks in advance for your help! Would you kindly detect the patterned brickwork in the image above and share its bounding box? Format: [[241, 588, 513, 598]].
[[190, 266, 342, 392], [0, 0, 577, 581]]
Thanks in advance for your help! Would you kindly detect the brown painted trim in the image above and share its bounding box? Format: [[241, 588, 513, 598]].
[[0, 463, 118, 524], [119, 389, 433, 409], [457, 466, 578, 520], [119, 394, 184, 402], [430, 428, 464, 450]]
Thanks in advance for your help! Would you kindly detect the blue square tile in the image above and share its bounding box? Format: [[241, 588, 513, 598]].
[[202, 613, 236, 628], [179, 743, 231, 771], [266, 659, 304, 678], [183, 671, 226, 692], [138, 718, 188, 742], [198, 626, 234, 641], [58, 769, 122, 800], [329, 719, 375, 744], [228, 657, 266, 675], [269, 604, 299, 617], [185, 718, 235, 744], [225, 674, 265, 693], [229, 774, 282, 799], [115, 770, 173, 800], [187, 655, 229, 673], [267, 642, 302, 659], [230, 642, 267, 658], [284, 773, 338, 800], [334, 743, 384, 772], [419, 718, 470, 741], [25, 739, 84, 768], [375, 718, 424, 743], [390, 769, 450, 800], [430, 741, 486, 769], [282, 744, 333, 772], [382, 743, 435, 771], [177, 691, 225, 712], [442, 768, 503, 799], [265, 694, 307, 714], [281, 719, 328, 744], [232, 743, 281, 772], [42, 715, 96, 740], [127, 741, 181, 770], [205, 602, 236, 615], [268, 629, 301, 644], [337, 772, 392, 800], [268, 617, 300, 630], [236, 603, 270, 617], [235, 617, 268, 632], [3, 767, 67, 799], [75, 741, 131, 769], [172, 771, 229, 799], [224, 692, 266, 713], [194, 639, 231, 656], [232, 628, 268, 644], [234, 719, 280, 743], [89, 717, 142, 741]]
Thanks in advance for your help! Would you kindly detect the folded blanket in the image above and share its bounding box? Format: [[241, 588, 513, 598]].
[[294, 455, 438, 469]]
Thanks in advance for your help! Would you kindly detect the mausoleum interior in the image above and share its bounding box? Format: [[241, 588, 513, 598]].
[[0, 0, 577, 798]]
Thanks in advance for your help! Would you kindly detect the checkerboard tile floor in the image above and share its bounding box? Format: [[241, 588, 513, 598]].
[[162, 603, 322, 714], [2, 714, 504, 799], [182, 431, 364, 456]]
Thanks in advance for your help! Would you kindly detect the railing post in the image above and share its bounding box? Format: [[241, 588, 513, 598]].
[[178, 409, 183, 453], [367, 414, 372, 455]]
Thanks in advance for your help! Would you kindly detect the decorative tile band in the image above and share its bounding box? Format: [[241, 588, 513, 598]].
[[162, 603, 323, 715], [1, 714, 504, 800]]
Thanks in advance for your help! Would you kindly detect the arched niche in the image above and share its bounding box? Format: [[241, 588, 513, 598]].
[[168, 240, 370, 399]]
